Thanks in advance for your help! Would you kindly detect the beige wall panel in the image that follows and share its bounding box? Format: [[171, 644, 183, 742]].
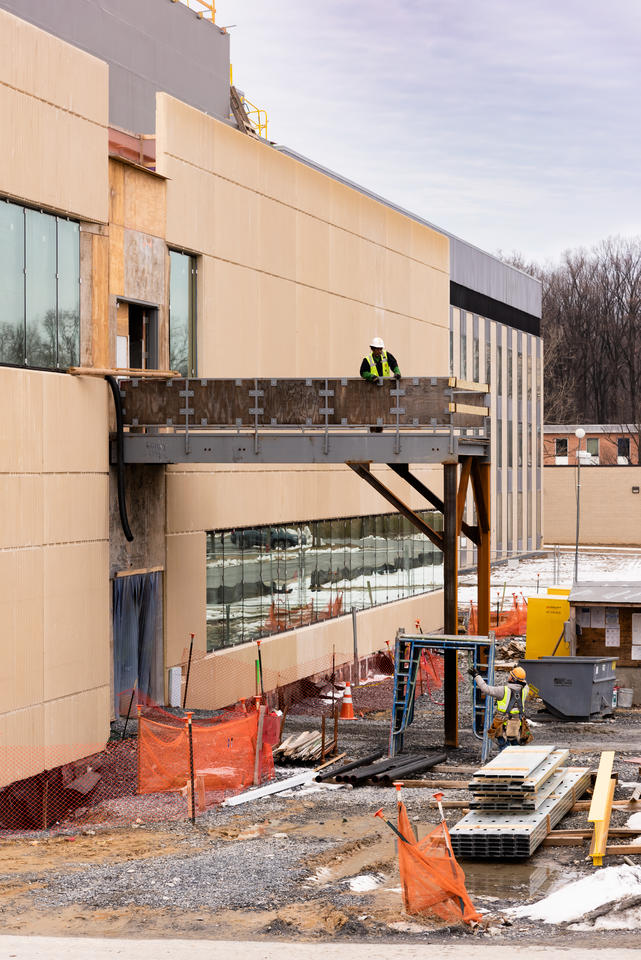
[[257, 272, 297, 376], [328, 179, 362, 238], [257, 194, 297, 280], [410, 221, 449, 273], [43, 474, 109, 546], [166, 532, 207, 667], [199, 257, 260, 377], [0, 548, 44, 713], [163, 155, 215, 256], [167, 463, 444, 534], [0, 368, 44, 473], [123, 230, 166, 306], [0, 704, 45, 788], [44, 685, 110, 769], [43, 541, 109, 701], [213, 175, 260, 269], [294, 161, 331, 224], [0, 84, 108, 222], [257, 142, 297, 207], [0, 9, 108, 123], [207, 111, 260, 193], [42, 375, 109, 473], [544, 467, 641, 547], [295, 212, 331, 291], [358, 192, 388, 248], [123, 166, 166, 238], [185, 589, 445, 710], [386, 207, 414, 260], [156, 94, 217, 179], [0, 476, 43, 549]]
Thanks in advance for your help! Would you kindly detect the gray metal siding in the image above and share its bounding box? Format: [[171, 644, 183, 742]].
[[450, 237, 542, 319], [0, 0, 230, 132]]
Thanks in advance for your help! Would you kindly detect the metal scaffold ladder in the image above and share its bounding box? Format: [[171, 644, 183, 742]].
[[389, 634, 495, 762]]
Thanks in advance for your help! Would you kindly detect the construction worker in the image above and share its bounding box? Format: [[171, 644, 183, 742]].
[[471, 666, 533, 751], [360, 337, 401, 384]]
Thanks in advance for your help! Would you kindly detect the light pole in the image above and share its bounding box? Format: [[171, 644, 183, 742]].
[[574, 427, 585, 583]]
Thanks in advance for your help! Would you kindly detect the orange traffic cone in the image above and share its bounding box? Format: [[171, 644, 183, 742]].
[[340, 682, 355, 719]]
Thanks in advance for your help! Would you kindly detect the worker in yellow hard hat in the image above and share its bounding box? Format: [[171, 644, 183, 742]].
[[470, 665, 533, 751]]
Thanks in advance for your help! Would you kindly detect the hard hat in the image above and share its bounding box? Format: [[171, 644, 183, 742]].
[[370, 336, 385, 349], [510, 666, 526, 681]]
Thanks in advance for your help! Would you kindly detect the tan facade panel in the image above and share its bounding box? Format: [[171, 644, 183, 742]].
[[43, 541, 110, 702], [42, 374, 109, 473], [0, 704, 45, 789], [0, 368, 45, 473], [43, 474, 109, 546], [165, 531, 207, 667], [0, 475, 44, 549], [44, 685, 111, 770], [0, 548, 44, 713], [0, 9, 108, 124], [183, 590, 444, 710], [544, 466, 641, 546]]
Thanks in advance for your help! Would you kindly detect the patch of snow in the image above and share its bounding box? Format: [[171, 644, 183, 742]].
[[510, 865, 641, 924], [571, 905, 641, 931], [626, 812, 641, 830], [345, 873, 385, 892]]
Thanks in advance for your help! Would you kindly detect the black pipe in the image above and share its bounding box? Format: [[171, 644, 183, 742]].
[[318, 748, 385, 783], [345, 756, 405, 785], [374, 752, 448, 784], [106, 375, 134, 542], [183, 633, 194, 709]]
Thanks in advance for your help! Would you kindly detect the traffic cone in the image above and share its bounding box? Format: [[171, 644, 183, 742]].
[[340, 682, 355, 719]]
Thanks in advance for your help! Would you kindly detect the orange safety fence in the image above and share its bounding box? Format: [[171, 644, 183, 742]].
[[397, 801, 480, 926], [138, 708, 276, 802], [468, 593, 527, 638]]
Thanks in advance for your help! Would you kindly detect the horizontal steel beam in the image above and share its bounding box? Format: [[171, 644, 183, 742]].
[[114, 431, 490, 465]]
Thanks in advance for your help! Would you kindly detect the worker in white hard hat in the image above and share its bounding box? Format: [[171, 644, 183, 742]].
[[360, 336, 401, 385]]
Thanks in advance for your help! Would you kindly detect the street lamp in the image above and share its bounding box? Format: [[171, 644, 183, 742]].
[[574, 427, 585, 582]]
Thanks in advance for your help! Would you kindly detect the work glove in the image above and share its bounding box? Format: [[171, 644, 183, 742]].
[[395, 372, 401, 381], [467, 667, 476, 679]]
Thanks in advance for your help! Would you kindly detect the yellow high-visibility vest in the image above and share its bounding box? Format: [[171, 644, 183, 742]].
[[367, 350, 392, 378], [496, 685, 527, 714]]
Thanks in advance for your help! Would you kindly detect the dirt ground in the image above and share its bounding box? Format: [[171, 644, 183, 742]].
[[2, 676, 641, 946]]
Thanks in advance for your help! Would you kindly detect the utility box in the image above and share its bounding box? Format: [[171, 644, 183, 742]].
[[519, 656, 616, 720]]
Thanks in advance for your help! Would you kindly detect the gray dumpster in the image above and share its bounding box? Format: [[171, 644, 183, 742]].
[[519, 657, 616, 720]]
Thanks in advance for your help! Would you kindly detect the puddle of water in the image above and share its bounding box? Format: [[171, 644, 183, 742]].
[[462, 859, 577, 900]]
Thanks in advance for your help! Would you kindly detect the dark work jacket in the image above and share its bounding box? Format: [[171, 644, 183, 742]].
[[360, 352, 401, 380]]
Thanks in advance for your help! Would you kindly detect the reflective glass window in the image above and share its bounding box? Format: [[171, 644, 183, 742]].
[[57, 219, 80, 368], [169, 250, 196, 377], [25, 209, 57, 369], [0, 201, 25, 364]]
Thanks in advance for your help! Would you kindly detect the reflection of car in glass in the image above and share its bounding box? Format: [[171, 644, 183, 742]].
[[230, 527, 305, 549]]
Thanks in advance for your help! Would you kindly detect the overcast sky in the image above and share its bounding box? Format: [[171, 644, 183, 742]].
[[214, 0, 641, 264]]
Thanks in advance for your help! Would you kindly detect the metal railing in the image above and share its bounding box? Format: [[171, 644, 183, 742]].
[[173, 0, 215, 22], [241, 96, 268, 138]]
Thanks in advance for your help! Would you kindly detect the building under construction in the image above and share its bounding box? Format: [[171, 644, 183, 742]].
[[0, 0, 542, 787]]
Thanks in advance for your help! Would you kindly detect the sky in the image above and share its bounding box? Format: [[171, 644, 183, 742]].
[[213, 0, 641, 265]]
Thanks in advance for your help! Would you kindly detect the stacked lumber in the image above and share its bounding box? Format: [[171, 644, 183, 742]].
[[273, 731, 328, 763], [450, 744, 591, 860]]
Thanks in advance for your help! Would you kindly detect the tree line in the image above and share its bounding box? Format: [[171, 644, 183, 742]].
[[504, 238, 641, 462]]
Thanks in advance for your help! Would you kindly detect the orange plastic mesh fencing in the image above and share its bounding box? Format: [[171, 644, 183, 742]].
[[138, 709, 275, 804], [396, 801, 480, 926], [468, 594, 527, 638]]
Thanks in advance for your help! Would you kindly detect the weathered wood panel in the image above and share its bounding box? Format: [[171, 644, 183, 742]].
[[118, 377, 489, 429]]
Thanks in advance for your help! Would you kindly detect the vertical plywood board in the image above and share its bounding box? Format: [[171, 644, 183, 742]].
[[91, 232, 111, 369], [122, 164, 166, 238], [123, 230, 166, 305], [165, 531, 207, 669]]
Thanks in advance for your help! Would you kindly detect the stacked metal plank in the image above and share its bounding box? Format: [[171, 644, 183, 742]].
[[450, 744, 590, 859]]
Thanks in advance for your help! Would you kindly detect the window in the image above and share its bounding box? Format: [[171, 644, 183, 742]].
[[169, 250, 197, 377], [496, 343, 503, 396], [116, 301, 158, 370], [507, 342, 513, 399], [485, 336, 491, 386], [555, 438, 568, 464], [507, 419, 513, 466], [460, 322, 467, 379], [0, 200, 79, 369], [205, 508, 441, 650], [517, 349, 523, 397], [618, 437, 631, 464], [473, 332, 479, 383], [586, 437, 599, 464]]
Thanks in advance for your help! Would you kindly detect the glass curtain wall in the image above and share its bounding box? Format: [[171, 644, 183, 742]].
[[0, 200, 79, 369], [206, 509, 443, 651]]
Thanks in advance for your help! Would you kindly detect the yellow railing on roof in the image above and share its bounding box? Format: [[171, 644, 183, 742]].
[[241, 96, 268, 138], [172, 0, 215, 22]]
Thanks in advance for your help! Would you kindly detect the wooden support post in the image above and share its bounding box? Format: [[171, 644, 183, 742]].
[[443, 462, 459, 748], [589, 750, 616, 866], [473, 461, 491, 641]]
